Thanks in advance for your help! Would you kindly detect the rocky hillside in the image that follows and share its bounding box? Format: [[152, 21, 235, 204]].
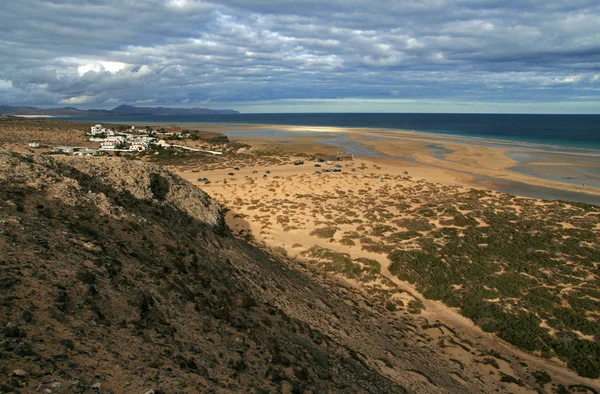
[[0, 152, 523, 393]]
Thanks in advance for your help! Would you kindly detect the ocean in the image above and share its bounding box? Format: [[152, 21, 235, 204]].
[[65, 113, 600, 150], [63, 113, 600, 204]]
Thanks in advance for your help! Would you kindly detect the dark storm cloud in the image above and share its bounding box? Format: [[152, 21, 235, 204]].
[[1, 0, 599, 110]]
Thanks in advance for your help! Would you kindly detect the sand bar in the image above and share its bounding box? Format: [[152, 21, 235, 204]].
[[164, 122, 600, 202]]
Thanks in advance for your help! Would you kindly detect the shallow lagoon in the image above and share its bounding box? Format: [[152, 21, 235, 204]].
[[221, 126, 600, 205]]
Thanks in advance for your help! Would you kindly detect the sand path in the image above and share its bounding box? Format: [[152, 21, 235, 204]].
[[177, 157, 600, 391]]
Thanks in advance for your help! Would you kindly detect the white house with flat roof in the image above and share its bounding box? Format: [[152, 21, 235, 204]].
[[129, 142, 148, 152], [90, 124, 115, 136], [100, 141, 117, 150]]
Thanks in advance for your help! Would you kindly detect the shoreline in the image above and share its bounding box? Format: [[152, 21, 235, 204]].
[[166, 122, 600, 204], [10, 114, 58, 118], [112, 119, 600, 152]]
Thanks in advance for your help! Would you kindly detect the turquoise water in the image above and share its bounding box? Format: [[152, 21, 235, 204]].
[[61, 113, 600, 204], [64, 113, 600, 151], [225, 128, 383, 158]]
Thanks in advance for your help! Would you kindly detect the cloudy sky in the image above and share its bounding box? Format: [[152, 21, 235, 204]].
[[2, 0, 600, 113]]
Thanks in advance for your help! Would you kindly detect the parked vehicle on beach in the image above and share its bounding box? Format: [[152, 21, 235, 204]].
[[228, 172, 234, 176]]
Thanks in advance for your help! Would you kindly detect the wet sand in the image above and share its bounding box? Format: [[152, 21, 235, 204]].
[[170, 122, 600, 204]]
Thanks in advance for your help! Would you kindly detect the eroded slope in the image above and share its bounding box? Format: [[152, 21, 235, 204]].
[[1, 153, 498, 393]]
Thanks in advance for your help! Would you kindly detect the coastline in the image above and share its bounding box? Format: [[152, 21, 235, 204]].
[[166, 122, 600, 204], [173, 147, 600, 389], [11, 114, 57, 118]]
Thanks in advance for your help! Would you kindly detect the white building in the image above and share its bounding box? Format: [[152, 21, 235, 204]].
[[53, 146, 81, 154], [90, 124, 115, 136], [104, 136, 125, 144], [100, 141, 118, 150], [90, 124, 103, 134], [28, 142, 40, 148], [73, 148, 95, 157], [129, 142, 148, 152]]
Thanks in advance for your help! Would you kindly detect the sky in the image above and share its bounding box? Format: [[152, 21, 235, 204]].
[[1, 0, 600, 113]]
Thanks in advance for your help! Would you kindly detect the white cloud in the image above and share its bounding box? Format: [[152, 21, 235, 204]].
[[77, 61, 127, 76], [0, 0, 598, 112], [59, 95, 97, 104]]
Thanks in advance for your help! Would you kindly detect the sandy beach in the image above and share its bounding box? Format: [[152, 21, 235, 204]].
[[170, 122, 600, 202], [166, 123, 600, 390], [11, 114, 57, 118], [175, 158, 599, 390]]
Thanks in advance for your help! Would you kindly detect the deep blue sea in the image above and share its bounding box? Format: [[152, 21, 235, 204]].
[[64, 113, 600, 151], [63, 112, 600, 204]]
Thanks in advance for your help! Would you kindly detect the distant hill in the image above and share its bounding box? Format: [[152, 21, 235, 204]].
[[0, 104, 239, 116], [108, 104, 239, 115], [0, 105, 110, 117]]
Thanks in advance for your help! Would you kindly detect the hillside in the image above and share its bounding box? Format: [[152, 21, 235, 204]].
[[0, 152, 505, 393]]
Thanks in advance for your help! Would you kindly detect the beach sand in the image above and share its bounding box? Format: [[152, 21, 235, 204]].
[[11, 115, 57, 118], [172, 122, 600, 201], [175, 154, 600, 391], [170, 124, 600, 390]]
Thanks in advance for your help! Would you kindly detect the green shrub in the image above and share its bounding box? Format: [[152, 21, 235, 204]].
[[310, 227, 338, 239]]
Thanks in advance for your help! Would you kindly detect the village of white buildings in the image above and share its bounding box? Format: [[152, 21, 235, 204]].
[[28, 124, 223, 156]]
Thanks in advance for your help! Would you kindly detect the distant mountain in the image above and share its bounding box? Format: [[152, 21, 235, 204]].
[[0, 104, 239, 116], [0, 105, 110, 116], [108, 104, 239, 115]]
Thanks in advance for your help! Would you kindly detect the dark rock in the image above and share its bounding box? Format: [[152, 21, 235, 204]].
[[291, 385, 305, 394], [241, 295, 257, 308], [280, 355, 291, 367], [55, 289, 68, 313], [294, 366, 310, 381], [76, 269, 96, 284], [149, 173, 170, 201], [21, 310, 33, 323], [213, 307, 230, 320], [229, 357, 247, 372], [50, 308, 67, 322], [3, 322, 24, 338], [265, 367, 283, 383], [196, 364, 209, 378], [61, 339, 75, 350], [12, 341, 35, 357]]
